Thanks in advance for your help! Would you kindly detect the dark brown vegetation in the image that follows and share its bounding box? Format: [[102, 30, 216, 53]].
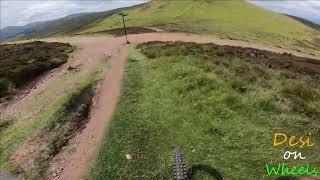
[[0, 41, 73, 97], [139, 41, 320, 79]]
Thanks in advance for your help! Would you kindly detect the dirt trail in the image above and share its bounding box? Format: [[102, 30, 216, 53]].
[[1, 32, 319, 180], [128, 33, 320, 60], [47, 47, 128, 180]]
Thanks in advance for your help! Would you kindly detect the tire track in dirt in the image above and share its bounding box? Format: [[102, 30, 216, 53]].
[[47, 46, 128, 180]]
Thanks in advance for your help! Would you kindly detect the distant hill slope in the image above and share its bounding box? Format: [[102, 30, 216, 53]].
[[79, 0, 318, 36], [0, 2, 148, 41], [0, 23, 43, 41], [284, 14, 320, 30], [1, 0, 319, 56], [0, 11, 117, 41]]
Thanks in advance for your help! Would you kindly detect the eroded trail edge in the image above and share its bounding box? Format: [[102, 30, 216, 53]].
[[47, 47, 128, 180]]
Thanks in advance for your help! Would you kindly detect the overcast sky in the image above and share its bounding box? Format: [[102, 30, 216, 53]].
[[0, 1, 146, 29], [1, 1, 319, 29], [250, 0, 320, 24]]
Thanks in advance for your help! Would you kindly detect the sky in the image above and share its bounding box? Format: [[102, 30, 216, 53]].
[[0, 1, 146, 29], [250, 0, 320, 24], [1, 0, 319, 29]]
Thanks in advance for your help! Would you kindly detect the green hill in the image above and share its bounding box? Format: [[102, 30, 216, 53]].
[[77, 0, 320, 56], [284, 14, 320, 30]]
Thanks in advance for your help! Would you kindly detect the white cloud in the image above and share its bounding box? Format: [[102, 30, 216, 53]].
[[249, 0, 320, 24], [0, 1, 146, 29]]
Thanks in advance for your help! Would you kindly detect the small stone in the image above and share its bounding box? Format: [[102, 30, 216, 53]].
[[239, 85, 247, 92], [125, 154, 132, 160], [67, 66, 74, 70], [249, 52, 256, 58], [192, 149, 196, 153]]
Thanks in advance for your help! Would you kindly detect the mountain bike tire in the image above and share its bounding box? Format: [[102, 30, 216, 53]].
[[173, 148, 189, 180]]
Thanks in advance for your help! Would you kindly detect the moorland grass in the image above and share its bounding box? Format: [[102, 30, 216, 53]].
[[0, 41, 73, 97], [90, 43, 320, 179]]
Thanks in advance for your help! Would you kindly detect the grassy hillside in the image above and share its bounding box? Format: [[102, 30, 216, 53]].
[[78, 0, 320, 56], [283, 14, 320, 31], [90, 43, 320, 179]]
